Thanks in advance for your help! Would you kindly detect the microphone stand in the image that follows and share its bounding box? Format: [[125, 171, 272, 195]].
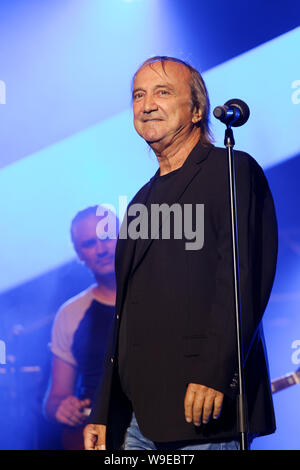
[[224, 126, 249, 451]]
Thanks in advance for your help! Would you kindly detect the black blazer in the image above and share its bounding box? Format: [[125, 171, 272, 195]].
[[89, 142, 278, 448]]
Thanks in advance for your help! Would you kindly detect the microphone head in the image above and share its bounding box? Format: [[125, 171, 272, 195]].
[[224, 99, 250, 127], [213, 106, 227, 120]]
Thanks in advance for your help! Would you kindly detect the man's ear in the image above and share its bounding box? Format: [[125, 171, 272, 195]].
[[73, 245, 83, 262], [76, 253, 86, 266], [192, 107, 202, 124]]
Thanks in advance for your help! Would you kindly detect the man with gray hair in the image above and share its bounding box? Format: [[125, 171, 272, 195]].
[[84, 57, 278, 450]]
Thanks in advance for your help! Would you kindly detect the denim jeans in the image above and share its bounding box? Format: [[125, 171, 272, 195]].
[[124, 413, 240, 450]]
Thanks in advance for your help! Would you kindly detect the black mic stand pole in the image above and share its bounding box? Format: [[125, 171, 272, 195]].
[[224, 126, 249, 451]]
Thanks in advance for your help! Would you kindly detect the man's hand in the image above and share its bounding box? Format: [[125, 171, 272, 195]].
[[84, 424, 106, 450], [55, 395, 91, 427], [184, 383, 224, 426]]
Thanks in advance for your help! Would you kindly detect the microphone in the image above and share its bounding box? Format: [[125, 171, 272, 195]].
[[213, 99, 250, 127]]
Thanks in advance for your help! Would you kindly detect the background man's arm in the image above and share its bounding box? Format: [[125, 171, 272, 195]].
[[43, 355, 90, 426]]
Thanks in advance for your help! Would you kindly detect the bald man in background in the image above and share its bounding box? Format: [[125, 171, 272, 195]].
[[44, 206, 117, 449]]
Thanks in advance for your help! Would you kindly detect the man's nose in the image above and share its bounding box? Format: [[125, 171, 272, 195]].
[[96, 239, 107, 256], [143, 94, 158, 113]]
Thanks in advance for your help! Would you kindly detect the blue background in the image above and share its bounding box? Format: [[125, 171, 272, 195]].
[[0, 0, 299, 450]]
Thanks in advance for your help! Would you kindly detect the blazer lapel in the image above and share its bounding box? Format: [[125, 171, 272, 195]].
[[115, 141, 213, 316], [131, 142, 213, 275], [115, 181, 153, 316]]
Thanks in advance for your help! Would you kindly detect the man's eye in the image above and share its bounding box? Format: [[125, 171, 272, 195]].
[[133, 93, 143, 100], [82, 240, 96, 248]]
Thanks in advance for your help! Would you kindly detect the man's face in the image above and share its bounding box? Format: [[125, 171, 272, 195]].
[[72, 214, 116, 278], [132, 61, 199, 147]]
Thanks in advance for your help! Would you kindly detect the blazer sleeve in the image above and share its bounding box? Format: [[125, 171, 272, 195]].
[[194, 153, 278, 397]]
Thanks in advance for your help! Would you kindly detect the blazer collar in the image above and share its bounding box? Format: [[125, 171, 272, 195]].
[[131, 141, 213, 274], [149, 140, 213, 182], [115, 141, 213, 316]]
